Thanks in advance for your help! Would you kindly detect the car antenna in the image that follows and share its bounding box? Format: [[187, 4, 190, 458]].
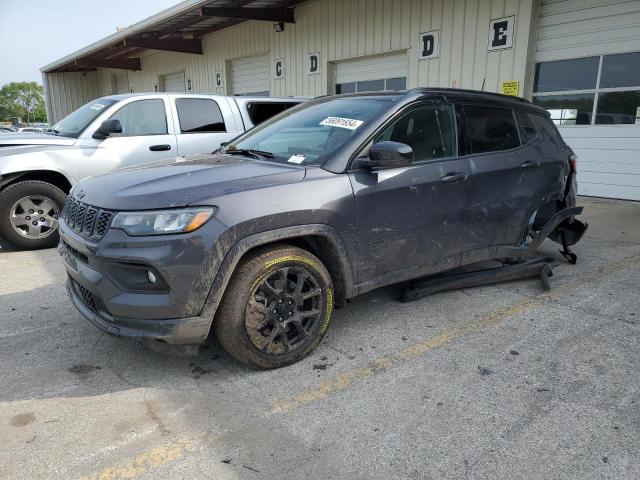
[[481, 78, 486, 91]]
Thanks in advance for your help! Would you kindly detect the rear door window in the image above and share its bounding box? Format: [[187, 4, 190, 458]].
[[246, 102, 298, 126], [176, 98, 226, 133], [532, 114, 562, 148], [462, 105, 520, 154], [516, 111, 539, 145]]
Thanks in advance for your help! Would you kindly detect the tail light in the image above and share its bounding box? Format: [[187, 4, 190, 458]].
[[569, 153, 577, 173]]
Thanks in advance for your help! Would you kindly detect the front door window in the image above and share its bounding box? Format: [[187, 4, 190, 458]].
[[109, 99, 168, 136]]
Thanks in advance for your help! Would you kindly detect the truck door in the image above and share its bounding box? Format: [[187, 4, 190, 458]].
[[75, 97, 178, 180], [171, 96, 239, 155], [349, 102, 473, 284]]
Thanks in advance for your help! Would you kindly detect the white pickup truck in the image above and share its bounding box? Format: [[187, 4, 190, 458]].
[[0, 93, 303, 249]]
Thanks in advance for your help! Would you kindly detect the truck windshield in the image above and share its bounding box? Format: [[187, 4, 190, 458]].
[[52, 99, 118, 138], [226, 97, 393, 165]]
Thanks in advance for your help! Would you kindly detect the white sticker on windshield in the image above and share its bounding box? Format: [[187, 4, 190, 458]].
[[288, 154, 306, 164], [319, 116, 364, 130], [90, 103, 106, 111]]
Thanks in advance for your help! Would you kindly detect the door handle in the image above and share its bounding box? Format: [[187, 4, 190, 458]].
[[440, 172, 468, 183], [149, 144, 171, 152], [521, 160, 541, 169]]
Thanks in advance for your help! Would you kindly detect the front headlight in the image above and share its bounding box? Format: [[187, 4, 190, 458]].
[[111, 207, 215, 236]]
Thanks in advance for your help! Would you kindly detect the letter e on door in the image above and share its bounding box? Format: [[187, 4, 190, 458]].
[[488, 16, 515, 51]]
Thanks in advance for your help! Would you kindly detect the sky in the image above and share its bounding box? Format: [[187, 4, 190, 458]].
[[0, 0, 181, 87]]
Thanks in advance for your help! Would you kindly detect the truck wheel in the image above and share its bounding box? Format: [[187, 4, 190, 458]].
[[214, 245, 334, 369], [0, 180, 66, 250]]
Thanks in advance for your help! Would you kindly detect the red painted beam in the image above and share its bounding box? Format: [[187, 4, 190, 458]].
[[201, 6, 295, 22], [74, 57, 141, 71], [126, 38, 203, 54]]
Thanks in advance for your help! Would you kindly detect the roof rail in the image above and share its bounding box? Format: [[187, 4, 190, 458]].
[[408, 87, 531, 104]]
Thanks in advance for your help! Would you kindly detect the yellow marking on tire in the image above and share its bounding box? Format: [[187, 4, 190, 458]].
[[264, 255, 320, 270], [321, 287, 333, 335], [271, 253, 640, 414]]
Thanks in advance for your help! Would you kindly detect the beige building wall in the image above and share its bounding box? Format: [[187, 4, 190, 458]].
[[43, 71, 100, 124], [46, 0, 538, 122]]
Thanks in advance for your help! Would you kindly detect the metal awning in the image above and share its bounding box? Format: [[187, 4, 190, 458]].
[[41, 0, 301, 73]]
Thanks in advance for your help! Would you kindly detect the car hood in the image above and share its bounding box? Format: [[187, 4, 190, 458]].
[[0, 133, 76, 149], [74, 153, 307, 210]]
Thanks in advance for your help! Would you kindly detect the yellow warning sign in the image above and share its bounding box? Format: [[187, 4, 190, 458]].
[[500, 80, 520, 97]]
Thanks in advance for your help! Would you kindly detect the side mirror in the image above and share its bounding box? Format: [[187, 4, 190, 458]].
[[92, 119, 122, 139], [356, 141, 413, 170]]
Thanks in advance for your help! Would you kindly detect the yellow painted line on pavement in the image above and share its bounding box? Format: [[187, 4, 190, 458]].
[[272, 253, 640, 414], [272, 297, 541, 413], [79, 432, 214, 480]]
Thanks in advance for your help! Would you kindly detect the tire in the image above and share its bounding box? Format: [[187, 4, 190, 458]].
[[214, 244, 334, 369], [0, 180, 67, 250]]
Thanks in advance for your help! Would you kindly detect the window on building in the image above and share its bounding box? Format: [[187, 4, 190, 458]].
[[533, 57, 599, 93], [176, 98, 226, 133], [462, 105, 520, 154], [336, 77, 406, 94], [599, 52, 640, 89], [596, 91, 640, 125], [109, 99, 167, 136], [374, 104, 455, 162], [533, 51, 640, 126], [246, 102, 298, 126], [532, 94, 594, 125]]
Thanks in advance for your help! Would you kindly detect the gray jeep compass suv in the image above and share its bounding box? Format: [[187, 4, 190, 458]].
[[58, 89, 586, 369]]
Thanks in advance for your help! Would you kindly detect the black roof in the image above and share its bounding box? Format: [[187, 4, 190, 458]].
[[409, 87, 531, 104], [312, 88, 548, 116], [327, 88, 532, 105]]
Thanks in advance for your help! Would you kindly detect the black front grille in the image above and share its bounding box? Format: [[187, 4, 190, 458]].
[[69, 276, 112, 317], [62, 197, 114, 241]]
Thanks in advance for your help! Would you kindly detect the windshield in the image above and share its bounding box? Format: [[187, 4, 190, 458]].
[[226, 98, 394, 165], [52, 98, 118, 137]]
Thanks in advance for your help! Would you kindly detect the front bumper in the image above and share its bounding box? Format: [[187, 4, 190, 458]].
[[59, 216, 228, 344], [66, 278, 210, 343]]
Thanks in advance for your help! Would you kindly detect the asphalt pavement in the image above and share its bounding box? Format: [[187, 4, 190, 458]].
[[0, 196, 639, 480]]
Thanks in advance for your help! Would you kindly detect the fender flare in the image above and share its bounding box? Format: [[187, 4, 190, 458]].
[[0, 168, 75, 191], [198, 224, 357, 323]]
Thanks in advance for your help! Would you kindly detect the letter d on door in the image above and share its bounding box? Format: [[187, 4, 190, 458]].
[[419, 31, 439, 59], [308, 53, 320, 75]]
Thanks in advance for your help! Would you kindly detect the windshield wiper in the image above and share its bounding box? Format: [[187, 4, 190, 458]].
[[45, 128, 61, 136], [223, 147, 274, 159]]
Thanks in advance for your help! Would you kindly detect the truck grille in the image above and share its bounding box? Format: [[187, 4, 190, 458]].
[[69, 275, 112, 317], [62, 197, 114, 241]]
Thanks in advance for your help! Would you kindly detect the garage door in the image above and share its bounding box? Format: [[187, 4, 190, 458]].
[[114, 73, 129, 94], [162, 72, 185, 92], [335, 52, 408, 94], [533, 0, 640, 200], [231, 54, 269, 96]]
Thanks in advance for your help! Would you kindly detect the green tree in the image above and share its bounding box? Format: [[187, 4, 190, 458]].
[[0, 82, 47, 123]]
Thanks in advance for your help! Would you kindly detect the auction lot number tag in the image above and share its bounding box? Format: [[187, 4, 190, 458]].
[[320, 117, 364, 130]]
